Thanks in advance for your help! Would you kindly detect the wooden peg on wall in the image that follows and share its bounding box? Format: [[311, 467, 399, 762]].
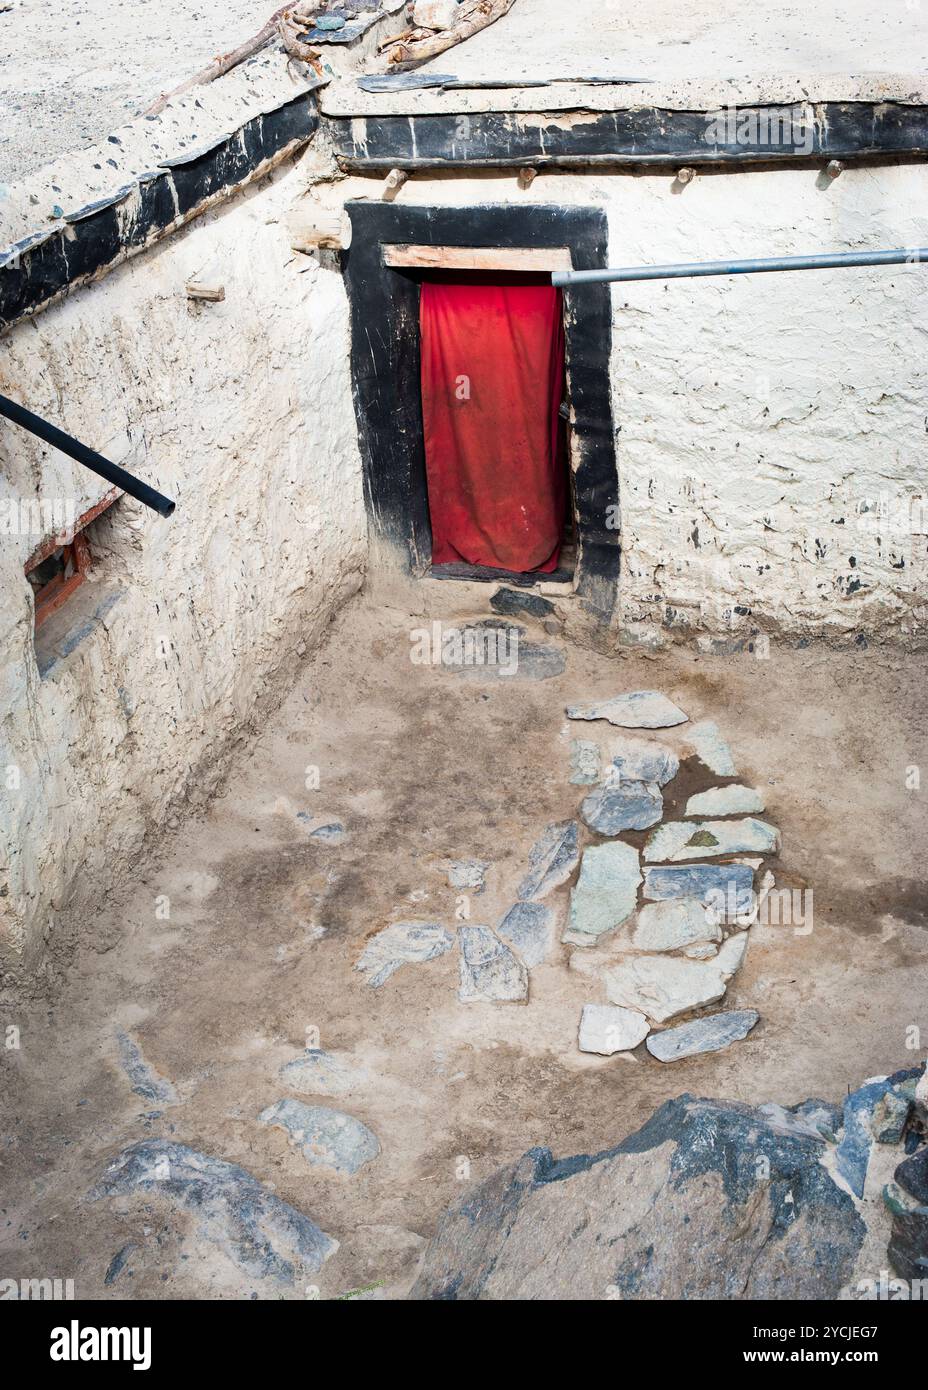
[[383, 169, 409, 202]]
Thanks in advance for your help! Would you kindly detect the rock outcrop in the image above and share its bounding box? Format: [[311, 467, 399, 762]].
[[411, 1064, 928, 1301]]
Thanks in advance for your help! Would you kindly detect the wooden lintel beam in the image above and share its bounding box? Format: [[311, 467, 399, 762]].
[[382, 244, 572, 272]]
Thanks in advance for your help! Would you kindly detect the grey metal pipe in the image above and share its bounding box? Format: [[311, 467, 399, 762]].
[[552, 247, 928, 287]]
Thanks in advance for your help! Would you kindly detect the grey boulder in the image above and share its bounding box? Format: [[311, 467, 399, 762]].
[[888, 1147, 928, 1280], [409, 1092, 863, 1300], [873, 1088, 913, 1145], [835, 1067, 923, 1200]]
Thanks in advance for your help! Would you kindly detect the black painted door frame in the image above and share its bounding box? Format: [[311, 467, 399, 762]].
[[343, 201, 620, 618]]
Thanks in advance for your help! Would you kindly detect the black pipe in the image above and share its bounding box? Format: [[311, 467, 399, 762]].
[[0, 392, 176, 517]]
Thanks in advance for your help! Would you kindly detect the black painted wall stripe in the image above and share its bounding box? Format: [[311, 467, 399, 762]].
[[0, 93, 319, 333], [325, 102, 928, 169]]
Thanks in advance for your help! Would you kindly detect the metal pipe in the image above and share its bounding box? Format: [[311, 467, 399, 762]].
[[552, 246, 928, 287], [0, 392, 175, 517]]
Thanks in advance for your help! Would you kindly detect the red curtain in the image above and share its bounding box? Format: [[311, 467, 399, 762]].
[[419, 277, 566, 572]]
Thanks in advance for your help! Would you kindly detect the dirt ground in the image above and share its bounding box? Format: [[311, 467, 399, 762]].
[[1, 585, 927, 1299]]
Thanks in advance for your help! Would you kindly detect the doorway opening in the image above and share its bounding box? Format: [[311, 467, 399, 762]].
[[344, 202, 619, 619], [418, 269, 575, 586]]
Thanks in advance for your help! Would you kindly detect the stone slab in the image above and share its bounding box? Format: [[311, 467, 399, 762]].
[[458, 925, 528, 1002], [280, 1049, 369, 1098], [609, 733, 679, 787], [567, 690, 688, 729], [455, 640, 565, 681], [259, 1100, 380, 1175], [643, 862, 755, 919], [356, 921, 454, 988], [683, 941, 718, 959], [628, 896, 722, 952], [564, 841, 641, 946], [447, 859, 488, 890], [517, 820, 579, 900], [296, 813, 347, 843], [685, 785, 765, 816], [684, 720, 737, 775], [578, 1003, 650, 1055], [569, 738, 601, 785], [602, 933, 748, 1023], [580, 778, 663, 834], [116, 1031, 177, 1106], [644, 818, 779, 862], [497, 901, 554, 968], [490, 587, 554, 620], [646, 1009, 760, 1061], [89, 1139, 338, 1284]]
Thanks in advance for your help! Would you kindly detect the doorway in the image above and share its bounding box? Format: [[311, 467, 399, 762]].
[[419, 270, 573, 583], [343, 202, 620, 618]]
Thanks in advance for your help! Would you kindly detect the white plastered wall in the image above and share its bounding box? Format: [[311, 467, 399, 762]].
[[602, 162, 928, 640], [0, 161, 366, 967]]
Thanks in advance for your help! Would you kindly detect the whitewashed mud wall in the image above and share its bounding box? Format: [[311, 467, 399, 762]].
[[360, 163, 928, 640], [0, 164, 366, 968], [603, 162, 928, 642]]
